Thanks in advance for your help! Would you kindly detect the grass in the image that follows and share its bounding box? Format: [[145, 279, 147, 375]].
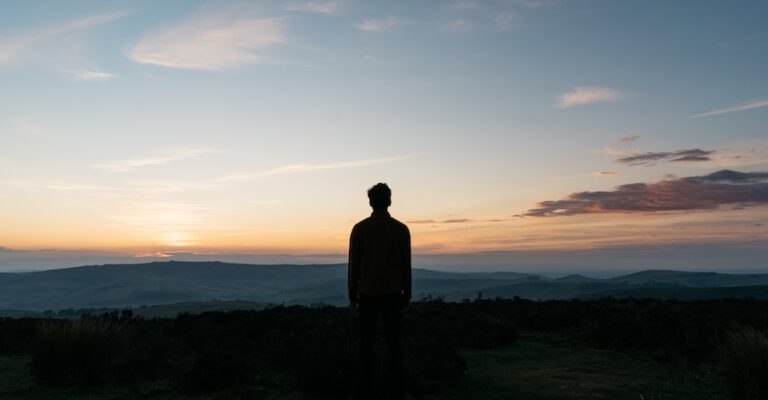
[[133, 300, 269, 319], [721, 325, 768, 400], [0, 355, 298, 400], [1, 333, 727, 400], [424, 333, 727, 400], [32, 318, 127, 386]]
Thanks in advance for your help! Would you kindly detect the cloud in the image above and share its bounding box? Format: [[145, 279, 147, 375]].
[[0, 11, 130, 64], [556, 87, 622, 109], [129, 7, 284, 70], [600, 141, 768, 168], [407, 218, 473, 224], [446, 1, 479, 11], [93, 148, 210, 172], [407, 219, 436, 224], [134, 251, 173, 258], [73, 70, 115, 81], [689, 98, 768, 118], [616, 148, 715, 166], [284, 1, 344, 15], [495, 12, 523, 30], [440, 19, 473, 32], [620, 135, 639, 144], [594, 171, 619, 177], [712, 140, 768, 167], [220, 155, 411, 181], [523, 169, 768, 217], [593, 147, 625, 156], [355, 16, 410, 32], [515, 0, 557, 8], [36, 179, 219, 194]]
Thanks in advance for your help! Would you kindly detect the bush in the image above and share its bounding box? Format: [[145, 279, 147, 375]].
[[31, 317, 126, 386], [721, 325, 768, 400], [0, 318, 37, 354]]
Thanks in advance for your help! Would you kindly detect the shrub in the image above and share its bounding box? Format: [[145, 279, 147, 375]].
[[31, 317, 126, 386], [721, 325, 768, 400]]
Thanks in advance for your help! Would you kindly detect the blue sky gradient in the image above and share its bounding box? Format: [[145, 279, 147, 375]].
[[1, 0, 767, 271]]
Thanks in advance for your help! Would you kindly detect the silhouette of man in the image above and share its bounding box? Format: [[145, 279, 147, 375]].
[[348, 183, 411, 399]]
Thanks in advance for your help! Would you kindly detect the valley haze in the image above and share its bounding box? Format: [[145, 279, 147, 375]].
[[2, 242, 767, 275]]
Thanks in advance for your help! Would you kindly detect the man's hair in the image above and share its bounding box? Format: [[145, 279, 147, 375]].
[[367, 183, 391, 209]]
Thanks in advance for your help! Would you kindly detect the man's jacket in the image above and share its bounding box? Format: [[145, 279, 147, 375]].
[[348, 210, 412, 302]]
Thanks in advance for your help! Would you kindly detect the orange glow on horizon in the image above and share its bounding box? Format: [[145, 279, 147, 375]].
[[3, 206, 766, 255]]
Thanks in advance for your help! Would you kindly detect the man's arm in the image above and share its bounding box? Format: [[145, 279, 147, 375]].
[[348, 225, 361, 307], [402, 226, 412, 303]]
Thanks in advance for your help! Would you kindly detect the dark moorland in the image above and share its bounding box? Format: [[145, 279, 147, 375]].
[[1, 297, 768, 399]]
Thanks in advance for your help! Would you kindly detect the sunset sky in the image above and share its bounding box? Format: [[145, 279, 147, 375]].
[[1, 0, 767, 272]]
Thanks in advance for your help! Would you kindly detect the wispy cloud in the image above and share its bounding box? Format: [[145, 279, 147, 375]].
[[605, 141, 768, 169], [594, 171, 619, 177], [689, 98, 768, 118], [134, 252, 173, 258], [45, 183, 127, 192], [713, 140, 768, 167], [557, 87, 622, 109], [129, 6, 284, 70], [93, 148, 210, 172], [44, 180, 218, 193], [0, 11, 130, 64], [220, 155, 411, 181], [616, 148, 715, 166], [523, 169, 768, 217], [593, 146, 626, 156], [42, 180, 221, 195], [73, 70, 115, 81], [284, 1, 344, 15], [446, 1, 479, 11], [495, 12, 523, 30], [125, 180, 219, 193], [407, 218, 473, 224], [355, 16, 410, 32], [620, 135, 639, 144], [515, 0, 557, 8], [440, 19, 473, 32]]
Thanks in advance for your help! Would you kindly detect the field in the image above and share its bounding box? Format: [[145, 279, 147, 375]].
[[2, 298, 765, 399], [427, 334, 726, 400], [0, 333, 726, 400]]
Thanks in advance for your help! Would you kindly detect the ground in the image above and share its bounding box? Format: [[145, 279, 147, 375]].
[[425, 334, 727, 400], [0, 334, 726, 400]]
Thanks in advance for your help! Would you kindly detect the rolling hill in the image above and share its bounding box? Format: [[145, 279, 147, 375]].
[[0, 261, 767, 313]]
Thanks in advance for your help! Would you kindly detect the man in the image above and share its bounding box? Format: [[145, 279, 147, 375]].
[[348, 183, 412, 399]]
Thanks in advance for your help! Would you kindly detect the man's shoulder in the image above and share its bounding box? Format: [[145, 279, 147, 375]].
[[389, 217, 409, 231], [352, 216, 408, 230], [354, 216, 372, 226], [352, 217, 372, 232]]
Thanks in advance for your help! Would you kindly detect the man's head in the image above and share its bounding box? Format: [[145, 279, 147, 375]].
[[367, 183, 392, 211]]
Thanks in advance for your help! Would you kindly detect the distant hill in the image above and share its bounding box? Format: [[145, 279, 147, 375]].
[[0, 261, 348, 311], [609, 269, 768, 287], [554, 274, 599, 283], [580, 285, 768, 300], [0, 261, 538, 311], [0, 261, 767, 313]]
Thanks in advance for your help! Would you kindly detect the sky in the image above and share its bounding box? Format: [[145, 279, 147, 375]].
[[1, 0, 767, 272]]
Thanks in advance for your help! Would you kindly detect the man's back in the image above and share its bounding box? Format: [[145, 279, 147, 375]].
[[348, 210, 412, 302], [348, 183, 409, 399]]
